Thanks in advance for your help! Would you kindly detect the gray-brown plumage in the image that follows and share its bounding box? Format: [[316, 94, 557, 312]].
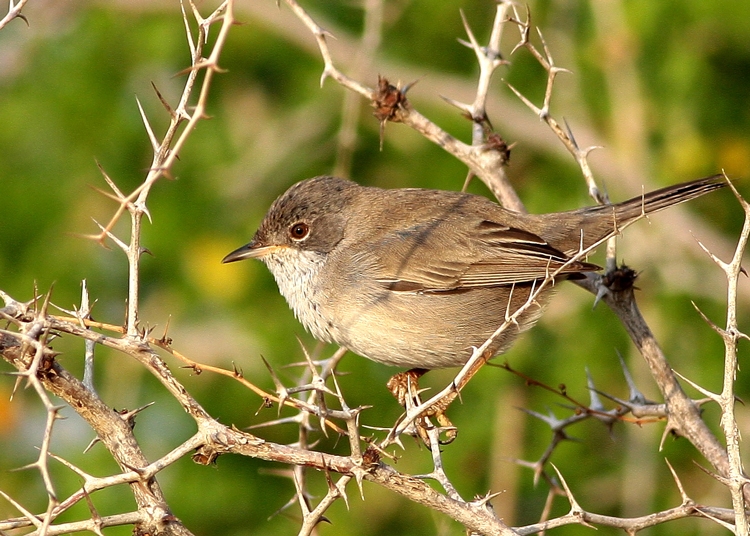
[[223, 174, 725, 369]]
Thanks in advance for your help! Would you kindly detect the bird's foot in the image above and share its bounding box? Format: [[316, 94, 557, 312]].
[[387, 368, 458, 446], [386, 368, 428, 406]]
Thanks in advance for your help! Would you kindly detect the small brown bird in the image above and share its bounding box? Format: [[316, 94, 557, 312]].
[[223, 175, 724, 370]]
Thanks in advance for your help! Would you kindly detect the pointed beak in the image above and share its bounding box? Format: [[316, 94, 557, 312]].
[[222, 241, 282, 263]]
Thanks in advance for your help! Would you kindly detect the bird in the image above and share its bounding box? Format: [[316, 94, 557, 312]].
[[223, 174, 725, 371]]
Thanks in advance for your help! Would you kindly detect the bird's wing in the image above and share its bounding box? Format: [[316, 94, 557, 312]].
[[369, 218, 600, 292]]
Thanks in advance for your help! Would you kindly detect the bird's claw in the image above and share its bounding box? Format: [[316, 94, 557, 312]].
[[387, 368, 459, 446]]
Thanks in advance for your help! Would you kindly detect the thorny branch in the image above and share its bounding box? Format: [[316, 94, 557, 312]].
[[0, 0, 28, 31], [0, 1, 235, 534], [1, 292, 516, 536], [283, 0, 521, 208], [85, 0, 234, 337], [450, 3, 523, 211], [501, 5, 748, 509], [691, 180, 750, 532]]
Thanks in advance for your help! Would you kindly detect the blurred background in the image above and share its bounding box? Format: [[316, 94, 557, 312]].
[[1, 0, 749, 534]]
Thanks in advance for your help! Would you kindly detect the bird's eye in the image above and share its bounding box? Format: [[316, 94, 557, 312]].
[[289, 222, 309, 240]]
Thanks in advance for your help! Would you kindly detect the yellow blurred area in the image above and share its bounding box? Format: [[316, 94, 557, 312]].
[[182, 236, 252, 301], [0, 384, 18, 435], [718, 135, 750, 178], [662, 129, 712, 179]]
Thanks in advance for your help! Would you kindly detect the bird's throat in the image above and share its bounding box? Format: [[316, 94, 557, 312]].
[[262, 248, 333, 343]]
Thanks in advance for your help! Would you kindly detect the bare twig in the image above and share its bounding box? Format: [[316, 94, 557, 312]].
[[694, 178, 750, 528], [0, 0, 28, 31]]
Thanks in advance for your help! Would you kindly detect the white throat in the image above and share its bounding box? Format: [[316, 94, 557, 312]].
[[261, 247, 333, 342]]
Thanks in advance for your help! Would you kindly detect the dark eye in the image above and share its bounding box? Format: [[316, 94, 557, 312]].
[[289, 222, 309, 240]]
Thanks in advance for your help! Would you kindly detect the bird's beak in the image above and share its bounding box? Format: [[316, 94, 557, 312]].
[[222, 242, 282, 263]]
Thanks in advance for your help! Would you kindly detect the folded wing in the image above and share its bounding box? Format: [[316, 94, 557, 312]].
[[372, 218, 600, 293]]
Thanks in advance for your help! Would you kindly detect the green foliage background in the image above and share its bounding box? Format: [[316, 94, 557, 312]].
[[1, 1, 749, 534]]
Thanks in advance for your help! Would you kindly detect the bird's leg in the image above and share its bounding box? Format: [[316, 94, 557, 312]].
[[387, 368, 428, 406], [387, 368, 459, 446], [424, 396, 458, 445]]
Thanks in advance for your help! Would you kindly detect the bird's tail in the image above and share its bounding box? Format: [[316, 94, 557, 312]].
[[539, 174, 727, 253], [606, 173, 726, 223]]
